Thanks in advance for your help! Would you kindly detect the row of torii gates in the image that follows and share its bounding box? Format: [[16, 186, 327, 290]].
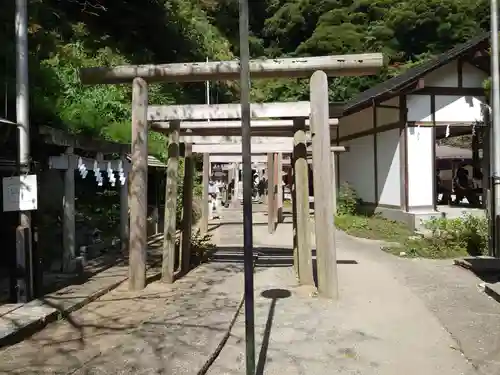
[[80, 53, 384, 299]]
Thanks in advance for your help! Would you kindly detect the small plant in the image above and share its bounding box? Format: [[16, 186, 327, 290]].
[[421, 214, 488, 257], [190, 230, 216, 266], [175, 230, 216, 268], [337, 182, 359, 216]]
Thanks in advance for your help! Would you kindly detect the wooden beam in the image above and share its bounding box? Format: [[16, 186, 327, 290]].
[[208, 154, 319, 165], [152, 118, 339, 130], [192, 142, 293, 154], [184, 136, 292, 144], [191, 142, 346, 154], [48, 155, 131, 172], [148, 102, 311, 121], [212, 163, 266, 170], [39, 126, 129, 154], [175, 128, 296, 137], [80, 53, 385, 85], [210, 155, 269, 163], [128, 77, 148, 291], [162, 120, 180, 284], [310, 71, 338, 299]]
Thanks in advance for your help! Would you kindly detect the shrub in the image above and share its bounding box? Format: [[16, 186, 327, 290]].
[[176, 193, 202, 227], [337, 182, 359, 216], [419, 214, 488, 257], [174, 230, 216, 268], [191, 198, 202, 226], [190, 230, 216, 266]]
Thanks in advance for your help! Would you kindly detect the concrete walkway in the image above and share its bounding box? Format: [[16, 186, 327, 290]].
[[207, 212, 479, 375]]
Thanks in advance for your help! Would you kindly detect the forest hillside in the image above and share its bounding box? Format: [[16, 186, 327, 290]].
[[0, 0, 490, 158]]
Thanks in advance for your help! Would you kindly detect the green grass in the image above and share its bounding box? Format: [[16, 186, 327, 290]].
[[334, 213, 472, 259], [335, 214, 412, 244], [382, 237, 469, 259]]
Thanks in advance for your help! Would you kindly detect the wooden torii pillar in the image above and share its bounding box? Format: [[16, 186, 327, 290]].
[[80, 53, 384, 295]]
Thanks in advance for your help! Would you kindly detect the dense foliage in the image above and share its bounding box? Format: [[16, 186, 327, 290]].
[[0, 0, 490, 157]]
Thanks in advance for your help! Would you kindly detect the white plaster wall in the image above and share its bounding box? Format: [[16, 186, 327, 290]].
[[424, 61, 488, 88], [338, 135, 375, 203], [338, 97, 400, 138], [407, 94, 486, 123], [434, 95, 485, 123], [424, 61, 458, 87], [407, 94, 431, 122], [462, 62, 488, 88], [406, 127, 434, 208], [407, 61, 486, 123], [376, 128, 401, 206]]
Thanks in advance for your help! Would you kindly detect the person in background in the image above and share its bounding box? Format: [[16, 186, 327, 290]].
[[208, 180, 220, 219], [253, 173, 260, 200], [453, 165, 479, 206], [258, 177, 266, 203], [228, 179, 235, 200], [436, 169, 451, 205]]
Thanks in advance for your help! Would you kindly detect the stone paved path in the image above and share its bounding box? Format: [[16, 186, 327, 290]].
[[0, 261, 244, 375]]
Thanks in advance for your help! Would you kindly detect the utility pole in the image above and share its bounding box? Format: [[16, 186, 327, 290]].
[[490, 0, 500, 257], [238, 0, 256, 374], [15, 0, 33, 302]]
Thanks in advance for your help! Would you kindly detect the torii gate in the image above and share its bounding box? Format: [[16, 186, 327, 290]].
[[80, 53, 384, 298], [183, 131, 344, 231], [148, 100, 347, 293]]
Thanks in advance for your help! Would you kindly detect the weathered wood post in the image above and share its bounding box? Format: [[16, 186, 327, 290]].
[[120, 155, 129, 255], [310, 71, 338, 299], [62, 147, 76, 273], [331, 151, 338, 214], [162, 120, 180, 283], [276, 153, 284, 223], [154, 171, 160, 234], [129, 77, 148, 291], [291, 159, 298, 276], [267, 153, 276, 233], [200, 153, 210, 234], [180, 141, 194, 274], [293, 119, 314, 286], [231, 163, 240, 207]]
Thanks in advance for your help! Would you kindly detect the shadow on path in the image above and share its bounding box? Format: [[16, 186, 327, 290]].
[[256, 289, 291, 375]]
